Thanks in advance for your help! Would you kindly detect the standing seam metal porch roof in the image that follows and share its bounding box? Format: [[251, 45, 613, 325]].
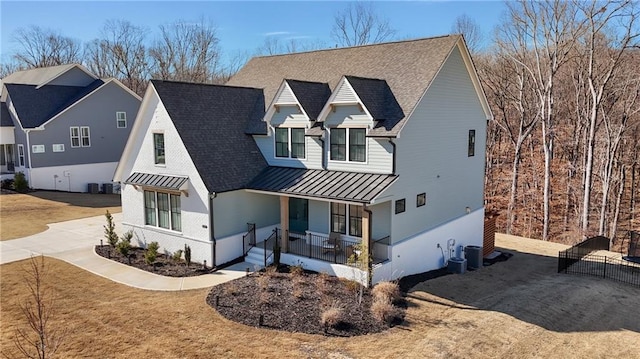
[[247, 167, 397, 203], [124, 172, 189, 191]]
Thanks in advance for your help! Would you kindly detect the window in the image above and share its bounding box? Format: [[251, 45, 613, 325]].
[[331, 202, 346, 234], [144, 191, 156, 226], [331, 202, 363, 237], [275, 128, 288, 158], [17, 144, 25, 167], [0, 146, 5, 166], [330, 128, 366, 162], [52, 144, 65, 152], [154, 133, 165, 165], [349, 129, 366, 162], [116, 112, 127, 128], [144, 190, 181, 231], [275, 128, 305, 159], [349, 205, 363, 237], [291, 128, 305, 159], [417, 193, 426, 207], [81, 127, 91, 147], [70, 127, 80, 147], [468, 129, 476, 157], [330, 128, 346, 161], [31, 145, 45, 153], [395, 199, 406, 214]]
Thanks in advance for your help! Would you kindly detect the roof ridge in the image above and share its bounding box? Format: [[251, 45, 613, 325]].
[[151, 79, 263, 91], [285, 79, 329, 85], [345, 75, 386, 82], [252, 34, 458, 59]]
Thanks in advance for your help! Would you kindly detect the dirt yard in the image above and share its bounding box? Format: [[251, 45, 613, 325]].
[[0, 191, 121, 240], [1, 233, 638, 358]]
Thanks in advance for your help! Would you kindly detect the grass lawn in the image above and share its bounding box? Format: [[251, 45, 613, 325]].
[[0, 191, 121, 240], [2, 234, 639, 358]]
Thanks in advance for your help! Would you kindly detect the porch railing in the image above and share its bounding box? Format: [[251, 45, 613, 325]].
[[242, 223, 256, 256], [285, 231, 389, 265], [261, 228, 279, 267]]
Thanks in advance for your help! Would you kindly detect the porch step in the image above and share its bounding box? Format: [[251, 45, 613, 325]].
[[245, 247, 273, 271]]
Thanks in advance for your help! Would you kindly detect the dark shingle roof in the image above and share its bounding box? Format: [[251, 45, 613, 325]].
[[5, 79, 104, 128], [151, 80, 268, 193], [247, 166, 397, 204], [285, 79, 331, 121], [1, 102, 14, 127], [345, 76, 404, 123], [227, 35, 460, 137]]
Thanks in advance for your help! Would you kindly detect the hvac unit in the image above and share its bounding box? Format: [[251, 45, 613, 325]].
[[465, 245, 484, 270], [87, 183, 99, 194], [102, 183, 114, 194], [447, 257, 467, 274]]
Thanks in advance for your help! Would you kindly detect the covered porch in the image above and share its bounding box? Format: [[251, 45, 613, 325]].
[[245, 166, 397, 272]]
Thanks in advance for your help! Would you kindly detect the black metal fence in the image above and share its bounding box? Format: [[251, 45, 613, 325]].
[[285, 231, 390, 265], [558, 236, 640, 287], [242, 223, 256, 256]]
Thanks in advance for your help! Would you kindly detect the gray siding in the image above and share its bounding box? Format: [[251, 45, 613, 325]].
[[371, 200, 391, 240], [389, 46, 486, 244], [213, 190, 280, 239], [323, 105, 370, 127], [28, 81, 140, 168], [269, 106, 308, 127], [47, 67, 95, 87]]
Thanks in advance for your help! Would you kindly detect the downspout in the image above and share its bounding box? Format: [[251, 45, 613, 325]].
[[388, 138, 396, 175], [24, 129, 33, 186], [209, 192, 217, 267], [363, 204, 373, 287], [318, 137, 326, 170]]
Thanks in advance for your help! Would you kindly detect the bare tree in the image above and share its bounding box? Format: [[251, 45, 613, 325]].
[[255, 36, 327, 56], [10, 256, 65, 359], [0, 59, 25, 78], [331, 2, 396, 47], [149, 18, 223, 83], [452, 14, 483, 54], [84, 20, 149, 95], [12, 26, 82, 68]]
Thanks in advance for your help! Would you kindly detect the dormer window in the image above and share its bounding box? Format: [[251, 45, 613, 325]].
[[275, 127, 305, 159], [330, 128, 366, 162]]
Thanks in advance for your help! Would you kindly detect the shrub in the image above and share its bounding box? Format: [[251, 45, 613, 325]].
[[184, 244, 191, 266], [224, 281, 240, 296], [1, 178, 14, 190], [116, 236, 132, 258], [372, 281, 401, 302], [292, 284, 304, 299], [264, 265, 278, 278], [320, 304, 343, 330], [103, 211, 119, 247], [257, 273, 270, 291], [145, 241, 160, 266], [172, 249, 183, 262], [316, 272, 331, 294], [370, 298, 399, 325], [13, 172, 28, 192]]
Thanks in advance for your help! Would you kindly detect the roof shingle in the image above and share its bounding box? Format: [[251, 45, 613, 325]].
[[151, 80, 268, 193], [285, 79, 331, 121], [227, 35, 460, 137]]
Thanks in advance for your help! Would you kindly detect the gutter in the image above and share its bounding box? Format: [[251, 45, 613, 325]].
[[209, 192, 217, 267], [388, 138, 396, 175], [318, 136, 326, 170], [25, 129, 33, 185]]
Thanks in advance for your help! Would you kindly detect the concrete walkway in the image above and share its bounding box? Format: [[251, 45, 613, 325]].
[[0, 213, 252, 290]]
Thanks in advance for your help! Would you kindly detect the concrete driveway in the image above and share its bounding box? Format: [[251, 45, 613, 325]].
[[0, 213, 250, 290]]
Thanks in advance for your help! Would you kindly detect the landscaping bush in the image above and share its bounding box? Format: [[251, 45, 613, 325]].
[[145, 241, 160, 266], [1, 178, 14, 190], [370, 298, 398, 325], [172, 249, 183, 262], [104, 211, 119, 247], [116, 236, 132, 259], [372, 281, 401, 302], [290, 264, 304, 277], [320, 304, 343, 330], [184, 244, 191, 266], [13, 172, 28, 192]]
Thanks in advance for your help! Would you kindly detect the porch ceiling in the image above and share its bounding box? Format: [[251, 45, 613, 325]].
[[124, 172, 188, 191], [246, 167, 397, 204]]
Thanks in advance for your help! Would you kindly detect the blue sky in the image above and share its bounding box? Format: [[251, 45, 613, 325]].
[[0, 1, 507, 65]]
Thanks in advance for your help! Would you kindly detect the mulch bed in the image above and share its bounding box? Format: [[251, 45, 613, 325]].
[[95, 245, 212, 277], [207, 266, 406, 336]]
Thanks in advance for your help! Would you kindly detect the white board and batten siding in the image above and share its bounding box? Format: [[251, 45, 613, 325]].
[[333, 79, 358, 103], [387, 45, 487, 245], [274, 82, 298, 104], [121, 89, 212, 265]]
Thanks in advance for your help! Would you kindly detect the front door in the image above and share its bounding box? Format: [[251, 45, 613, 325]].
[[289, 198, 308, 234]]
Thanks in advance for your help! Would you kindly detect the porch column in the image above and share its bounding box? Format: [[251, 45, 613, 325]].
[[361, 207, 371, 276], [280, 196, 289, 252]]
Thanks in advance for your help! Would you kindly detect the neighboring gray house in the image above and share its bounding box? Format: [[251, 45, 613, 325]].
[[0, 64, 141, 191], [114, 35, 492, 284]]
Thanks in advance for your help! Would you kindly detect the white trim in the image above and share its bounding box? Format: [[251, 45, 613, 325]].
[[273, 127, 307, 160], [52, 144, 65, 152], [31, 144, 45, 153], [244, 189, 366, 205], [116, 111, 127, 128], [34, 64, 98, 89], [328, 202, 364, 238], [263, 80, 312, 127], [80, 126, 91, 147], [17, 144, 25, 167], [39, 78, 141, 129], [327, 127, 368, 164], [70, 127, 80, 148], [316, 77, 374, 124]]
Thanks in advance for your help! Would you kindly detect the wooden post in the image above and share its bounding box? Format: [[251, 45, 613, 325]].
[[361, 208, 371, 275], [280, 196, 289, 253]]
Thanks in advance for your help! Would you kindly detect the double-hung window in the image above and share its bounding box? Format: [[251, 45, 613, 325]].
[[275, 128, 305, 159], [17, 144, 25, 167], [331, 202, 363, 238], [154, 133, 165, 165], [116, 112, 127, 128], [81, 127, 91, 147], [70, 127, 80, 147], [330, 128, 366, 162], [144, 190, 181, 231], [468, 129, 476, 157]]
